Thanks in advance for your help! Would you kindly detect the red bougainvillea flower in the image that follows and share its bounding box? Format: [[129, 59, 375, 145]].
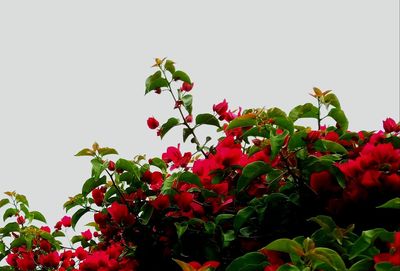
[[213, 99, 228, 116], [383, 117, 400, 133], [38, 251, 60, 268], [162, 144, 192, 170], [107, 201, 130, 224], [92, 188, 105, 206], [16, 215, 25, 225], [310, 170, 341, 194], [108, 160, 115, 171], [150, 194, 170, 210], [374, 231, 400, 266], [61, 216, 72, 227], [181, 82, 194, 92], [147, 117, 159, 130], [81, 229, 93, 240]]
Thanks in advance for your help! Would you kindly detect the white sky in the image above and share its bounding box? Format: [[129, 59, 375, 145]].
[[0, 1, 399, 229]]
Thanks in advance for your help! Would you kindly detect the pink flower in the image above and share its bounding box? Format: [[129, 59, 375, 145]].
[[213, 99, 228, 115], [81, 229, 92, 240], [383, 117, 399, 133], [61, 216, 72, 227]]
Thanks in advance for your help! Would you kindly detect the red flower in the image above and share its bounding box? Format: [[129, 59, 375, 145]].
[[16, 252, 35, 271], [108, 160, 115, 171], [38, 251, 60, 268], [81, 229, 92, 240], [76, 246, 88, 260], [39, 240, 52, 252], [16, 215, 25, 225], [310, 171, 341, 194], [61, 216, 72, 227], [107, 201, 130, 224], [147, 117, 159, 130], [181, 82, 194, 92], [151, 194, 170, 210], [162, 144, 191, 170], [92, 188, 105, 206], [213, 99, 228, 116], [174, 191, 194, 211], [374, 232, 400, 266], [383, 117, 399, 133]]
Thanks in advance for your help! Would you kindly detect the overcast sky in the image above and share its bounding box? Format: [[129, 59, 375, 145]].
[[0, 1, 399, 229]]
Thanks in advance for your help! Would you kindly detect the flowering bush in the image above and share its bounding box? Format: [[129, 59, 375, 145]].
[[1, 58, 400, 271]]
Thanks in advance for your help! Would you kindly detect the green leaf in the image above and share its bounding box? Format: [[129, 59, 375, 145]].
[[308, 215, 336, 232], [82, 176, 107, 197], [71, 235, 84, 244], [314, 139, 348, 154], [71, 208, 90, 229], [39, 231, 58, 248], [237, 161, 272, 191], [139, 203, 154, 225], [215, 214, 234, 225], [3, 208, 18, 221], [10, 237, 26, 249], [159, 117, 180, 139], [164, 60, 176, 74], [172, 70, 191, 83], [264, 238, 304, 256], [309, 247, 346, 271], [75, 148, 96, 157], [349, 259, 373, 271], [91, 158, 108, 179], [227, 117, 257, 130], [31, 211, 47, 223], [161, 173, 178, 194], [195, 113, 220, 127], [182, 94, 193, 115], [178, 172, 203, 187], [270, 130, 289, 159], [97, 147, 118, 156], [204, 221, 216, 235], [52, 231, 66, 237], [0, 222, 19, 235], [377, 197, 400, 209], [273, 117, 294, 135], [234, 206, 255, 232], [288, 130, 307, 151], [277, 265, 302, 271], [323, 93, 341, 109], [328, 108, 348, 132], [226, 252, 268, 271], [183, 128, 192, 142], [349, 228, 393, 259], [289, 103, 319, 121], [0, 199, 9, 209], [223, 230, 235, 244], [175, 221, 188, 239], [145, 70, 162, 94], [149, 157, 167, 171], [15, 194, 29, 207], [116, 159, 140, 177]]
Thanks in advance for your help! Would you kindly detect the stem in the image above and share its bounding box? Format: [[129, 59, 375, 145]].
[[160, 67, 208, 158], [317, 98, 321, 130], [105, 169, 127, 204]]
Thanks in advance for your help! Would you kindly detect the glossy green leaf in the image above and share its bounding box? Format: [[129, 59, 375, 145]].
[[52, 231, 66, 237], [10, 237, 26, 249], [91, 158, 108, 179], [82, 176, 106, 197], [149, 157, 167, 171], [313, 139, 348, 154], [308, 215, 336, 232], [75, 148, 96, 157], [273, 117, 294, 135], [270, 130, 289, 159], [195, 113, 220, 127], [164, 60, 176, 74], [183, 127, 192, 142], [0, 222, 19, 235], [71, 208, 90, 229], [310, 247, 346, 271], [264, 238, 304, 256], [71, 235, 84, 244], [377, 197, 400, 209], [288, 130, 307, 151], [175, 221, 188, 239], [349, 259, 373, 271], [237, 161, 272, 191], [172, 70, 191, 83], [323, 93, 341, 109], [226, 252, 268, 271], [31, 211, 47, 223], [161, 173, 178, 194], [145, 70, 162, 94], [3, 208, 18, 221], [350, 228, 393, 259], [0, 199, 9, 209], [216, 214, 234, 225], [289, 103, 319, 121], [139, 203, 154, 225], [15, 194, 29, 207], [227, 117, 257, 130], [159, 117, 180, 139], [328, 108, 348, 131], [182, 94, 193, 115], [234, 206, 255, 232], [178, 171, 203, 187], [97, 147, 118, 156]]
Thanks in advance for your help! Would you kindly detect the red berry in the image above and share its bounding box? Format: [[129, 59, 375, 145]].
[[147, 117, 160, 130], [108, 161, 116, 171], [180, 82, 194, 92]]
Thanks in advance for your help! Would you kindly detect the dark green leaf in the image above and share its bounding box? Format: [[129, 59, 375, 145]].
[[204, 221, 216, 235], [195, 113, 220, 127], [0, 222, 19, 235], [273, 117, 294, 135], [178, 172, 203, 187], [270, 130, 289, 159], [139, 203, 154, 225], [328, 108, 348, 132], [31, 211, 47, 223], [289, 103, 319, 121], [309, 247, 346, 271], [10, 237, 26, 249], [216, 214, 234, 225], [237, 161, 272, 191], [226, 252, 268, 271], [175, 222, 188, 239], [227, 117, 257, 130], [164, 60, 176, 74], [3, 208, 18, 221], [159, 117, 180, 139], [349, 259, 374, 271], [82, 176, 107, 197], [97, 147, 118, 156], [52, 231, 66, 237], [308, 215, 336, 232], [183, 128, 192, 142], [0, 199, 9, 209], [71, 235, 84, 244], [264, 238, 304, 256], [71, 208, 90, 229], [288, 130, 307, 151], [350, 228, 393, 259], [277, 265, 302, 271], [377, 197, 400, 209], [182, 94, 193, 115], [145, 70, 162, 94], [75, 148, 96, 157], [234, 206, 255, 232], [172, 70, 191, 83], [314, 139, 348, 154]]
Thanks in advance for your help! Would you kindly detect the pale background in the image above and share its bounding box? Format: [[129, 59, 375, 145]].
[[0, 1, 399, 230]]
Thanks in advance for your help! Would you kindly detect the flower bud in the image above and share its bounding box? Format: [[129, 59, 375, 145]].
[[147, 117, 160, 130]]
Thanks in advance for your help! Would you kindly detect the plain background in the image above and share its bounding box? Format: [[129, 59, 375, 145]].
[[0, 1, 399, 231]]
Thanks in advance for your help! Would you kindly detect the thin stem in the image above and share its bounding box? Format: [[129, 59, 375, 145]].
[[317, 98, 321, 130], [159, 67, 208, 158], [105, 169, 126, 204]]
